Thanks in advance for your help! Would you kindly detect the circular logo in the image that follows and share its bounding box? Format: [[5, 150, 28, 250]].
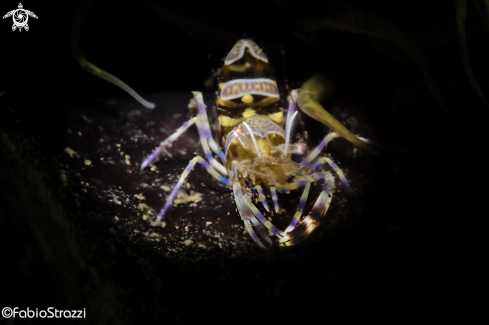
[[2, 307, 13, 318], [3, 3, 38, 32], [13, 10, 27, 28]]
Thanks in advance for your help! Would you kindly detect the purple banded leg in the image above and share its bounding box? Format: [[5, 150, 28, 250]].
[[243, 219, 266, 249], [157, 156, 230, 221], [284, 182, 311, 233], [314, 157, 362, 213], [233, 183, 268, 249], [194, 113, 227, 176], [270, 186, 279, 213], [276, 176, 318, 238], [248, 213, 273, 245], [302, 133, 396, 167], [280, 172, 335, 246], [254, 185, 269, 212], [141, 117, 197, 169], [243, 194, 284, 238], [192, 92, 226, 161], [301, 132, 338, 166], [277, 173, 317, 193]]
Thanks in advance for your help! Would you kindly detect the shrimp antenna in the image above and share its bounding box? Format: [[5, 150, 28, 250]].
[[282, 111, 298, 158], [242, 122, 264, 160]]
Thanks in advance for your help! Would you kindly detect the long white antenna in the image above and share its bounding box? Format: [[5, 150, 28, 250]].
[[282, 111, 298, 158], [242, 122, 264, 160]]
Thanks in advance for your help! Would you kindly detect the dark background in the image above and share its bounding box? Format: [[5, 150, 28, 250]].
[[0, 0, 482, 323]]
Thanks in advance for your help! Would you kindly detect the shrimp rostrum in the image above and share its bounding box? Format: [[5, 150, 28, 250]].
[[140, 39, 380, 248]]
